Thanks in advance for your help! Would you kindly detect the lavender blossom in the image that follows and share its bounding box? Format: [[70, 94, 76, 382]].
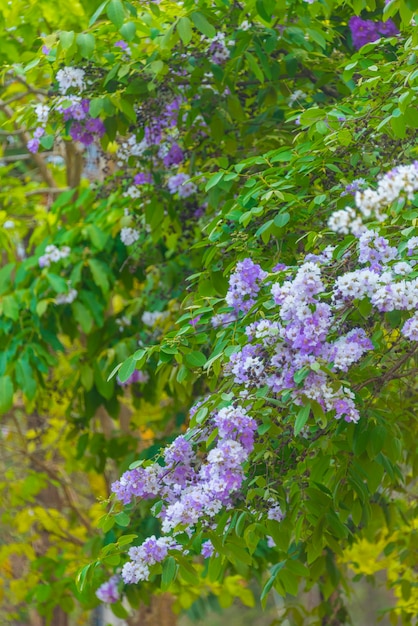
[[349, 16, 398, 50], [167, 173, 196, 198], [96, 576, 120, 604]]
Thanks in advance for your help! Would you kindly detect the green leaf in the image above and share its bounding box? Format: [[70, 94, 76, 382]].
[[245, 52, 264, 83], [256, 0, 273, 21], [98, 515, 115, 532], [107, 363, 121, 382], [119, 21, 136, 41], [205, 170, 224, 191], [177, 17, 192, 44], [89, 0, 109, 26], [15, 359, 37, 400], [274, 212, 290, 227], [111, 601, 129, 619], [89, 98, 103, 117], [60, 31, 75, 50], [72, 302, 94, 334], [118, 356, 135, 383], [261, 562, 285, 607], [0, 263, 14, 295], [118, 534, 138, 546], [102, 554, 120, 567], [115, 512, 130, 527], [294, 403, 311, 436], [235, 512, 247, 537], [76, 564, 92, 592], [161, 556, 177, 590], [0, 376, 14, 415], [107, 0, 125, 28], [40, 135, 54, 150], [47, 273, 68, 293], [191, 12, 215, 38], [185, 351, 206, 367], [88, 259, 109, 294], [2, 295, 19, 320], [133, 348, 146, 362], [76, 33, 95, 58]]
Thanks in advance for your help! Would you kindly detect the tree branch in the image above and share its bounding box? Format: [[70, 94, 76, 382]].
[[0, 98, 57, 187]]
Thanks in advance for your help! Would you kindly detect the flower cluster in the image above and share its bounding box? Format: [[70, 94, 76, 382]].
[[208, 32, 231, 64], [201, 540, 215, 558], [113, 96, 201, 205], [38, 245, 70, 268], [56, 66, 86, 94], [120, 227, 140, 246], [333, 232, 418, 315], [328, 163, 418, 235], [288, 90, 306, 106], [167, 173, 196, 198], [27, 127, 45, 153], [111, 404, 257, 582], [349, 16, 398, 50], [212, 259, 268, 327], [55, 286, 78, 305], [115, 40, 131, 57], [96, 575, 121, 604], [122, 537, 181, 584], [28, 90, 106, 153], [226, 260, 374, 423], [141, 311, 169, 327], [226, 258, 268, 315], [61, 99, 106, 147]]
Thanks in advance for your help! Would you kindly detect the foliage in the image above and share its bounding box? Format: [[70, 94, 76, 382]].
[[1, 0, 418, 624]]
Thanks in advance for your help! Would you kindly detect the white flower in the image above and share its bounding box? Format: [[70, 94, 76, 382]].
[[55, 288, 77, 305], [288, 90, 306, 106], [35, 103, 50, 124], [240, 20, 251, 31], [120, 227, 140, 246], [141, 311, 169, 327], [56, 67, 86, 94]]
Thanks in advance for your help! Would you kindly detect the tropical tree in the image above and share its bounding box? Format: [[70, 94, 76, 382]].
[[1, 0, 417, 624]]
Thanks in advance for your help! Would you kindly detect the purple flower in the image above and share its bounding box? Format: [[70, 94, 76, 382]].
[[273, 263, 287, 272], [33, 127, 45, 139], [267, 503, 284, 522], [402, 314, 418, 341], [189, 315, 202, 328], [27, 138, 40, 153], [115, 40, 129, 50], [112, 465, 163, 505], [201, 540, 215, 558], [163, 436, 194, 466], [42, 45, 50, 55], [134, 172, 153, 185], [213, 405, 257, 452], [167, 173, 196, 198], [225, 258, 268, 314], [96, 575, 120, 604], [163, 143, 184, 167], [85, 118, 106, 135], [349, 16, 398, 50]]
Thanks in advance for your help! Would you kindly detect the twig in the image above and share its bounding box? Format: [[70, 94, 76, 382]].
[[0, 128, 29, 136], [0, 98, 57, 187], [25, 187, 69, 196], [354, 346, 418, 392], [11, 74, 49, 97], [2, 91, 31, 106]]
